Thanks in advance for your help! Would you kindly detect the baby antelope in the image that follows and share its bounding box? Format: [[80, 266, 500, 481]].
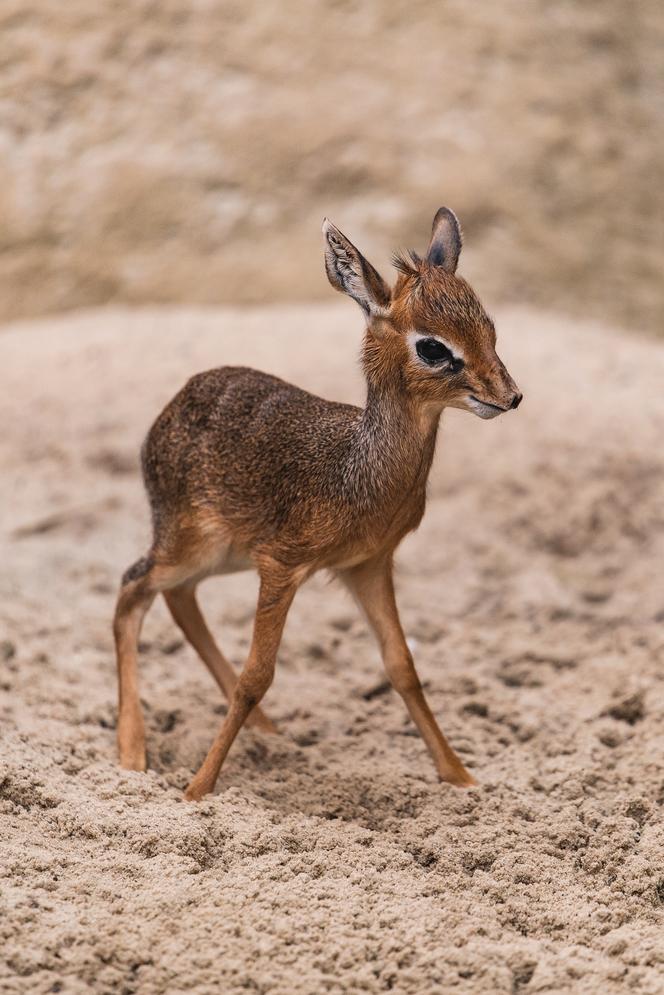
[[113, 207, 522, 800]]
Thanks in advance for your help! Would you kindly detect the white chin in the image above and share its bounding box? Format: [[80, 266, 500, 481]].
[[465, 396, 503, 420]]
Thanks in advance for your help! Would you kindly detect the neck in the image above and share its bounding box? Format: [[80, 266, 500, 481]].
[[344, 375, 442, 511]]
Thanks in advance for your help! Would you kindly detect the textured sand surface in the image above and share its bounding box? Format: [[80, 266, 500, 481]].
[[1, 304, 664, 993], [2, 1, 663, 331]]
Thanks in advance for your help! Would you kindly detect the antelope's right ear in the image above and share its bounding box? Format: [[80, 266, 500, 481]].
[[322, 219, 390, 318]]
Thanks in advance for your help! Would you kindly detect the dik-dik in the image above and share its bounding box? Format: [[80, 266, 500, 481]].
[[114, 208, 522, 800]]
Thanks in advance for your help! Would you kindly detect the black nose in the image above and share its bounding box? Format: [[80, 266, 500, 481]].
[[510, 393, 523, 409]]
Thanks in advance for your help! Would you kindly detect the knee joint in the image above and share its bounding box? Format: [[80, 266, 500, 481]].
[[237, 664, 274, 710], [385, 658, 420, 696]]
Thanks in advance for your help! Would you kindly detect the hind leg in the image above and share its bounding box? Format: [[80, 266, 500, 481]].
[[113, 555, 194, 769], [113, 558, 157, 771], [164, 584, 277, 734]]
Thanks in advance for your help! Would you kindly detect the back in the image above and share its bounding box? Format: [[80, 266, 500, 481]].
[[141, 366, 360, 537]]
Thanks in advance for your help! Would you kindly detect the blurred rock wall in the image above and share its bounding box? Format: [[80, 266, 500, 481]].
[[1, 0, 662, 331]]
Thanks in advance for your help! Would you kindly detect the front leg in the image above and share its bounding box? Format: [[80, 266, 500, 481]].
[[184, 561, 299, 801], [340, 555, 476, 788]]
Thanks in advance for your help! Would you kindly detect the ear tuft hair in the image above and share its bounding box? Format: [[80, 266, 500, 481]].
[[391, 249, 422, 278]]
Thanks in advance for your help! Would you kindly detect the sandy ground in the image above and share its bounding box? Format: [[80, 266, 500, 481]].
[[1, 303, 664, 994]]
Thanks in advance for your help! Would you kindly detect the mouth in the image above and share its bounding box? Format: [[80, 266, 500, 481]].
[[467, 395, 508, 420]]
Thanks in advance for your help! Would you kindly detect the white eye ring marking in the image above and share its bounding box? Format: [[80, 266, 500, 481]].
[[406, 331, 465, 367]]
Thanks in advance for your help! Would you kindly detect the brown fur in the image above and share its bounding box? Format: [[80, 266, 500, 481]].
[[113, 208, 522, 799]]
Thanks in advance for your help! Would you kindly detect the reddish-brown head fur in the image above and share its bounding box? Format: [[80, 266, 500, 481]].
[[323, 208, 522, 419]]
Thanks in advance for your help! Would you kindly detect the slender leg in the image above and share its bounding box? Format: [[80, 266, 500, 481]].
[[163, 584, 277, 733], [341, 555, 476, 788], [113, 571, 156, 771], [184, 563, 299, 801]]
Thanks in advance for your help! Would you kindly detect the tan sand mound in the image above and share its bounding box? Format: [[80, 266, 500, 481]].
[[1, 304, 664, 993]]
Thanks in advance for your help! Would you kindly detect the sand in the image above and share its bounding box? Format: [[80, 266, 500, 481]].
[[1, 303, 664, 994]]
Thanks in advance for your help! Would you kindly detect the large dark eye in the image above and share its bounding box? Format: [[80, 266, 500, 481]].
[[416, 337, 464, 372], [416, 338, 450, 364]]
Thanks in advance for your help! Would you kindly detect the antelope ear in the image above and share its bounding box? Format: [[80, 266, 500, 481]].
[[322, 219, 390, 317], [426, 207, 462, 274]]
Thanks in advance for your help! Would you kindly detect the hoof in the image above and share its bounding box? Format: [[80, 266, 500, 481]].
[[439, 766, 477, 789], [184, 781, 208, 802], [119, 751, 147, 772]]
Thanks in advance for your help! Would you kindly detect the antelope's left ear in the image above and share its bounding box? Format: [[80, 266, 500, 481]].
[[426, 207, 463, 274], [322, 219, 390, 318]]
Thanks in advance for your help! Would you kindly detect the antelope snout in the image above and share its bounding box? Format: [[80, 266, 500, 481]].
[[498, 365, 522, 412], [464, 354, 522, 420], [465, 381, 523, 420]]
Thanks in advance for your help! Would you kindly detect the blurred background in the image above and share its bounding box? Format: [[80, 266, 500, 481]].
[[2, 0, 662, 333]]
